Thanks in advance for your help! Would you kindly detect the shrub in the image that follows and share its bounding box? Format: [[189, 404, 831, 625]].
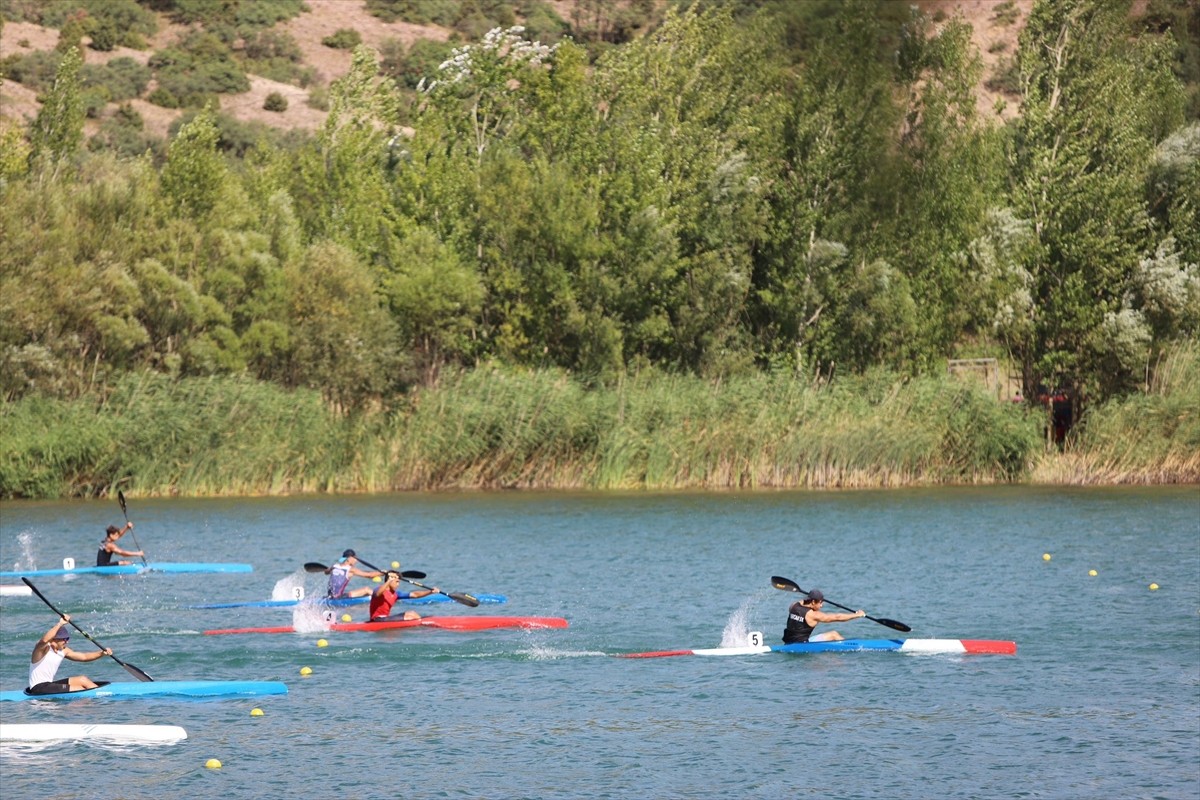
[[322, 28, 362, 49], [263, 91, 288, 112]]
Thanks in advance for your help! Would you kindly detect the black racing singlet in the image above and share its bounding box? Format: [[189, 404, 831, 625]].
[[783, 601, 816, 644], [97, 542, 113, 567]]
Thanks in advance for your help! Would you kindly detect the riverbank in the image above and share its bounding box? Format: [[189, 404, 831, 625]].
[[1, 352, 1196, 499]]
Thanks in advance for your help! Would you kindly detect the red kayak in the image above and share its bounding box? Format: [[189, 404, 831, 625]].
[[204, 615, 568, 635]]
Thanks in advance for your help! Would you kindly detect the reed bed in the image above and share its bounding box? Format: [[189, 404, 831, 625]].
[[1, 357, 1192, 499]]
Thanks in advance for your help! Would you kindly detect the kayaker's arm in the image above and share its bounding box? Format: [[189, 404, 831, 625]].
[[808, 609, 866, 624]]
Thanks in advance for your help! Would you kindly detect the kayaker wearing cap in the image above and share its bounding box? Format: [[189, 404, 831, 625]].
[[783, 589, 866, 644], [97, 522, 142, 567], [368, 571, 439, 622], [26, 616, 111, 695], [325, 549, 383, 599]]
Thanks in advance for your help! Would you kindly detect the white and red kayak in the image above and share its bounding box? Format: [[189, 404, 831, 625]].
[[205, 615, 569, 635], [620, 638, 1017, 658]]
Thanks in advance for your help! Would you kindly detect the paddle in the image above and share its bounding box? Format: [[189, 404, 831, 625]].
[[116, 490, 147, 567], [303, 562, 426, 581], [22, 578, 155, 682], [356, 558, 480, 608], [770, 575, 912, 633]]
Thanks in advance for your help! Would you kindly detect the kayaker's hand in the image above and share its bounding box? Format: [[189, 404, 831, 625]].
[[60, 614, 71, 625], [103, 648, 113, 656], [125, 521, 134, 530], [855, 610, 866, 618]]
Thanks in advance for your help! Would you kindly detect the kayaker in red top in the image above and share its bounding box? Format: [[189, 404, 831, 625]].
[[96, 522, 143, 567], [782, 589, 865, 643], [26, 616, 111, 694], [368, 571, 438, 622]]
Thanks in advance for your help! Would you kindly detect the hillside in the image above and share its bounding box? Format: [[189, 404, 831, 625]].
[[1, 0, 1034, 142]]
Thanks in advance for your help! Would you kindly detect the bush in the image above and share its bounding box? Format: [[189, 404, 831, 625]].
[[263, 91, 288, 112], [322, 28, 362, 49]]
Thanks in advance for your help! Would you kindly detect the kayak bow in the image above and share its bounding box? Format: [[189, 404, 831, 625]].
[[1, 723, 188, 743]]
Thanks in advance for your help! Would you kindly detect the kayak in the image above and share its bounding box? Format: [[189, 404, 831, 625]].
[[0, 585, 33, 596], [1, 723, 188, 743], [205, 615, 569, 635], [190, 593, 508, 610], [0, 680, 288, 702], [619, 638, 1017, 658], [0, 562, 254, 578]]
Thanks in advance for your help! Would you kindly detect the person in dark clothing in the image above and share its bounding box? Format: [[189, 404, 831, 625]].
[[783, 589, 865, 643], [96, 522, 142, 566]]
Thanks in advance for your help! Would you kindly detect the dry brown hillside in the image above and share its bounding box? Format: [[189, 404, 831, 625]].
[[1, 0, 1031, 140]]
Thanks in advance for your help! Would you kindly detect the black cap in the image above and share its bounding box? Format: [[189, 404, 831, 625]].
[[806, 589, 824, 602], [53, 627, 70, 640], [342, 549, 356, 558]]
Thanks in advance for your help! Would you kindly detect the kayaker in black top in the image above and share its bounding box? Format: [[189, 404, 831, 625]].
[[96, 522, 142, 567], [782, 589, 865, 643]]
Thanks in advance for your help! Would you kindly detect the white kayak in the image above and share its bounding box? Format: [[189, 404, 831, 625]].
[[0, 723, 188, 743], [0, 585, 33, 597]]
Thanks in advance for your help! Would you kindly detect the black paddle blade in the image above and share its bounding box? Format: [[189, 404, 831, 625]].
[[448, 592, 480, 608], [304, 562, 329, 573], [117, 490, 127, 515], [401, 570, 427, 580], [771, 576, 802, 593], [875, 617, 912, 633], [115, 656, 154, 682]]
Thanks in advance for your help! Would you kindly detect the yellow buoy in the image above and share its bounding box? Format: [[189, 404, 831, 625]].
[[1042, 553, 1052, 561], [1149, 583, 1159, 591], [373, 575, 382, 582], [341, 613, 352, 622], [299, 666, 312, 676], [250, 708, 264, 717], [1088, 570, 1097, 577], [206, 759, 222, 769], [316, 638, 328, 648], [391, 561, 400, 569]]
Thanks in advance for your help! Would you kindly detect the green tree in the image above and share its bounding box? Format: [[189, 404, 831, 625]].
[[1002, 0, 1189, 404], [28, 47, 85, 174]]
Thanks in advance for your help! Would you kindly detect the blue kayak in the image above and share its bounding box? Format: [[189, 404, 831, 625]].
[[189, 593, 508, 609], [0, 563, 254, 578], [0, 680, 288, 702]]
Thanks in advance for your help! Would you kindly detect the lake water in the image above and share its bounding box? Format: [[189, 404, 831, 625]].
[[1, 487, 1197, 799]]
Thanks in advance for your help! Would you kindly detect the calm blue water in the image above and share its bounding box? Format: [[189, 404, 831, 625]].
[[1, 487, 1197, 799]]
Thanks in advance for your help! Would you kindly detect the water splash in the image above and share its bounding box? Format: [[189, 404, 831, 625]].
[[271, 571, 307, 602], [718, 596, 758, 647]]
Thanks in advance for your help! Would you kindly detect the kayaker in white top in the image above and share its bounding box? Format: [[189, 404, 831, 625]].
[[27, 616, 111, 694], [325, 549, 383, 599]]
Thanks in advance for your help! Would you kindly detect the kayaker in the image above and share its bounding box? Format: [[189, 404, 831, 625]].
[[26, 616, 111, 695], [96, 522, 143, 567], [368, 571, 438, 622], [325, 549, 383, 599], [782, 589, 866, 643]]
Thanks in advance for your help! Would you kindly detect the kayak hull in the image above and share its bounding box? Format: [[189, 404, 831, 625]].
[[205, 615, 569, 635], [0, 563, 253, 578], [0, 680, 288, 702], [620, 638, 1017, 658], [1, 723, 188, 742], [191, 593, 507, 610]]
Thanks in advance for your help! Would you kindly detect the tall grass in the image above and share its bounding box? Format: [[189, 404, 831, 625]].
[[3, 358, 1192, 500]]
